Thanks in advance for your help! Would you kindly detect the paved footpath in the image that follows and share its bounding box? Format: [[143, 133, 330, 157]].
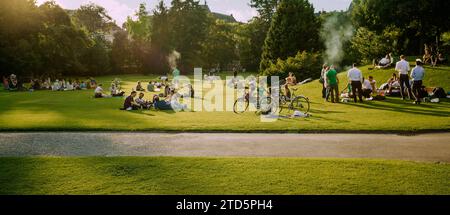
[[0, 132, 449, 162]]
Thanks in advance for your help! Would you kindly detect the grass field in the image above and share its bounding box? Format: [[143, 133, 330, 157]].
[[0, 157, 448, 195], [1, 64, 449, 132]]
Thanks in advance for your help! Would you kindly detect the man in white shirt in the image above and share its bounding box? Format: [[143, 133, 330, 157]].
[[395, 55, 412, 100], [411, 59, 426, 104], [347, 63, 363, 103], [94, 84, 109, 98]]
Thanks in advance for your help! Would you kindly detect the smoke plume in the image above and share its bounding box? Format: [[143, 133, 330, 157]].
[[167, 50, 181, 69], [320, 14, 354, 65]]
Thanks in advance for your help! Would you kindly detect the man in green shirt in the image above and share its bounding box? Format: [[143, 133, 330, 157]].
[[325, 65, 340, 103], [172, 67, 180, 88], [172, 67, 180, 78]]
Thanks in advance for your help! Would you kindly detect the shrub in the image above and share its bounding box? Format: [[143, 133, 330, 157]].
[[261, 51, 322, 82]]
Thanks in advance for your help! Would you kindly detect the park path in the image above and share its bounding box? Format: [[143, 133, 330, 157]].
[[0, 132, 449, 162]]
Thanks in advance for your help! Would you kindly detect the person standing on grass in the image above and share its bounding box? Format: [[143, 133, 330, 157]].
[[172, 67, 180, 88], [347, 63, 363, 103], [325, 65, 339, 103], [320, 64, 328, 99], [411, 59, 425, 105], [395, 55, 412, 100]]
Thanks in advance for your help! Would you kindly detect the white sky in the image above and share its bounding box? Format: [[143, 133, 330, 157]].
[[36, 0, 352, 25]]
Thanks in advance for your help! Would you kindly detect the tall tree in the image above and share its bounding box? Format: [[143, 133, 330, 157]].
[[202, 19, 239, 70], [250, 0, 280, 22], [0, 0, 42, 78], [260, 0, 320, 72], [74, 3, 113, 33], [350, 0, 450, 54], [237, 17, 267, 71], [124, 3, 152, 73], [111, 30, 132, 73], [168, 0, 210, 71], [125, 3, 152, 41], [38, 1, 91, 77], [149, 0, 172, 74]]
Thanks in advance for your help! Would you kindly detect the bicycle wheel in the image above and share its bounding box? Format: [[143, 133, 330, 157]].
[[290, 96, 310, 113], [233, 98, 249, 114]]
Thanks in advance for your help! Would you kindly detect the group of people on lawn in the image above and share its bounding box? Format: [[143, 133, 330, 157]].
[[2, 75, 98, 92], [321, 55, 427, 105], [89, 71, 190, 111]]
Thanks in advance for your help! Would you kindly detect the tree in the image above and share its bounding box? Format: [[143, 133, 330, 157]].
[[125, 3, 152, 41], [81, 34, 111, 76], [37, 1, 91, 77], [0, 0, 43, 78], [111, 30, 132, 73], [168, 0, 210, 71], [260, 0, 320, 72], [202, 19, 239, 70], [237, 17, 267, 71], [350, 0, 450, 54], [74, 3, 113, 33], [124, 3, 152, 74], [149, 0, 172, 74], [250, 0, 280, 23]]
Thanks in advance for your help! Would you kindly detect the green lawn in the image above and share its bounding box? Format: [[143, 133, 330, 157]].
[[0, 157, 448, 195], [0, 64, 449, 132]]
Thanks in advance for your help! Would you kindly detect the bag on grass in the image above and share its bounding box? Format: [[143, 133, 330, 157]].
[[373, 95, 386, 101]]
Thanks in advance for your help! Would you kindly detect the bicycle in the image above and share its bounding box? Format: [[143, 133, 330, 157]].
[[279, 79, 311, 114], [233, 87, 277, 115]]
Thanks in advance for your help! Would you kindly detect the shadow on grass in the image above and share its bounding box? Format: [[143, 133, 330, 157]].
[[343, 98, 450, 117]]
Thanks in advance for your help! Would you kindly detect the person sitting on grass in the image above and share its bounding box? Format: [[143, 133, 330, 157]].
[[59, 79, 65, 91], [2, 76, 9, 90], [94, 84, 111, 98], [80, 81, 87, 90], [123, 91, 140, 111], [110, 83, 125, 97], [30, 79, 41, 91], [52, 79, 60, 91], [369, 76, 377, 93], [374, 53, 392, 69], [66, 80, 74, 91], [135, 92, 152, 110], [89, 77, 97, 89], [386, 73, 400, 94], [432, 52, 447, 67], [73, 79, 80, 90], [147, 81, 155, 92], [136, 81, 145, 91], [362, 77, 374, 99], [8, 74, 19, 91], [41, 79, 50, 90]]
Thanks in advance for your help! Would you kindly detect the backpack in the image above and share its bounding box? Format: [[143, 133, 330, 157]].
[[432, 87, 446, 98]]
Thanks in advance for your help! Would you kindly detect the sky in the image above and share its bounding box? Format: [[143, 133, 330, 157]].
[[36, 0, 352, 25]]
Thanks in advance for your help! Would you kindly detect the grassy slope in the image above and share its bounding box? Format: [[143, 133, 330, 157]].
[[0, 65, 449, 132], [0, 157, 448, 195]]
